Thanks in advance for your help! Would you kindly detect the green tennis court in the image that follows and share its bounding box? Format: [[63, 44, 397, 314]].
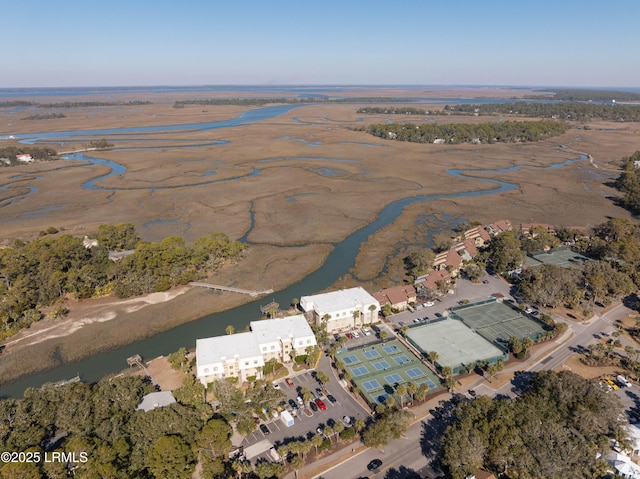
[[335, 339, 440, 406]]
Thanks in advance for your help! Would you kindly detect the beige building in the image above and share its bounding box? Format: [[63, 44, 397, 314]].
[[300, 287, 380, 333], [196, 315, 317, 385]]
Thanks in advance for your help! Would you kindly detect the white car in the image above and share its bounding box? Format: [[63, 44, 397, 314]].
[[363, 328, 371, 336], [424, 301, 435, 307], [352, 331, 359, 339]]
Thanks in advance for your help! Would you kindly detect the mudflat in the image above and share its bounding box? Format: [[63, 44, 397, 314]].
[[0, 87, 635, 385]]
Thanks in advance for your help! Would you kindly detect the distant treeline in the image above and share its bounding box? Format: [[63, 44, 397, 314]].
[[442, 102, 640, 122], [0, 100, 151, 108], [615, 150, 640, 215], [357, 106, 428, 115], [0, 224, 245, 340], [365, 120, 569, 144], [21, 113, 66, 120], [87, 138, 114, 150], [0, 146, 58, 166], [531, 88, 640, 102], [173, 97, 413, 108]]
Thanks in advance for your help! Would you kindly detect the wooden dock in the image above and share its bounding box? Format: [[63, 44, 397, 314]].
[[189, 282, 273, 297]]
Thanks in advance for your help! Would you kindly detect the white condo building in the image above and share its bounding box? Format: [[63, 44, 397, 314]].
[[196, 314, 317, 385], [300, 286, 380, 333]]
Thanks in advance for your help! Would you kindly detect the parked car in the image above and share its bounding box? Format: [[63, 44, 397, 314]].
[[367, 459, 383, 471], [289, 399, 298, 409], [309, 401, 318, 412], [315, 388, 324, 397], [342, 415, 352, 426], [285, 377, 294, 387], [363, 328, 371, 336], [327, 394, 337, 404], [346, 332, 354, 340], [296, 396, 304, 405], [315, 398, 326, 410], [260, 424, 270, 435], [272, 382, 281, 390], [352, 331, 360, 339], [424, 301, 435, 307]]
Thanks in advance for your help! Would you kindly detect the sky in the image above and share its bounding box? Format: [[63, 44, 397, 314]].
[[3, 0, 640, 88]]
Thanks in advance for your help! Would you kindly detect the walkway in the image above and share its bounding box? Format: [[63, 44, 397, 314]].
[[189, 282, 273, 297]]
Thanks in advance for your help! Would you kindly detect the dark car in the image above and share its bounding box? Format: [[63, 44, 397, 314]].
[[259, 424, 270, 435], [315, 388, 324, 397], [315, 398, 326, 410], [289, 399, 298, 409], [309, 401, 318, 412], [468, 389, 477, 397], [327, 394, 337, 404], [367, 459, 383, 471]]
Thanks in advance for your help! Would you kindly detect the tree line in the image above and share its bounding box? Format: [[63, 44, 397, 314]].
[[0, 224, 245, 341], [530, 88, 640, 102], [173, 97, 413, 108], [356, 106, 428, 115], [21, 113, 66, 121], [615, 150, 640, 214], [365, 120, 569, 144], [442, 101, 640, 122], [0, 101, 151, 109], [0, 146, 58, 167], [440, 370, 626, 479]]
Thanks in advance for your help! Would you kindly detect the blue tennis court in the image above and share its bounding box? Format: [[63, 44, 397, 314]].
[[383, 345, 400, 354], [384, 373, 403, 384], [351, 365, 369, 377], [363, 350, 381, 359], [342, 354, 359, 365], [406, 367, 424, 378], [362, 379, 382, 391], [393, 355, 410, 365], [419, 378, 437, 389], [372, 360, 390, 371]]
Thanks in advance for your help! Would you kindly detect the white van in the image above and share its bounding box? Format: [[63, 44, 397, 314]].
[[617, 375, 632, 387]]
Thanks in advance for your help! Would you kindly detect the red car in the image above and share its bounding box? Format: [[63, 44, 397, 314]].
[[346, 332, 354, 340], [315, 398, 326, 410], [285, 377, 294, 387]]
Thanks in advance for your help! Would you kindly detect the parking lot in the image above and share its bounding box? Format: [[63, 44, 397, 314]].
[[390, 274, 514, 329], [242, 354, 370, 462]]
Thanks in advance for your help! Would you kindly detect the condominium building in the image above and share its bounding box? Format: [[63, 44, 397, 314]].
[[195, 314, 316, 385], [300, 286, 380, 333]]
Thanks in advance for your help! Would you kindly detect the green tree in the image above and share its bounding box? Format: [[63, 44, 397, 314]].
[[290, 454, 305, 479], [147, 435, 195, 479]]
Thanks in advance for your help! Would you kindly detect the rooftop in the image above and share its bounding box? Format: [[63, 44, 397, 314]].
[[196, 331, 262, 366], [301, 286, 378, 313], [249, 314, 314, 343], [136, 391, 176, 412]]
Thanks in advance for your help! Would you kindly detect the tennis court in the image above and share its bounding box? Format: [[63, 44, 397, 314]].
[[335, 339, 441, 406], [450, 299, 547, 345], [406, 319, 506, 375], [528, 247, 589, 268]]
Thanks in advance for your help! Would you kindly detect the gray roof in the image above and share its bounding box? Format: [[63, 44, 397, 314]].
[[301, 287, 378, 313], [137, 391, 176, 412]]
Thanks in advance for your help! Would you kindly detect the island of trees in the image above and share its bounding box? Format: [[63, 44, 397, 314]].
[[531, 88, 640, 102], [0, 224, 245, 341], [21, 113, 66, 121], [0, 146, 58, 167], [364, 120, 569, 144], [441, 101, 640, 122], [173, 97, 413, 108]]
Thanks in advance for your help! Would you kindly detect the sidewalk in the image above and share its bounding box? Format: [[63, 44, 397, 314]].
[[285, 324, 578, 479]]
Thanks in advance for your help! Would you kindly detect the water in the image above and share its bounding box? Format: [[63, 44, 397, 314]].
[[0, 153, 588, 398]]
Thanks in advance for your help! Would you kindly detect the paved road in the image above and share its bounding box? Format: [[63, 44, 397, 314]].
[[300, 302, 635, 479]]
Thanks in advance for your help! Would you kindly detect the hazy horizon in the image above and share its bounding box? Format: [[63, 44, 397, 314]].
[[4, 0, 640, 88]]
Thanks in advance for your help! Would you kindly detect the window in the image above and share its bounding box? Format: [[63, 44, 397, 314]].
[[213, 367, 218, 371], [262, 347, 267, 352], [254, 360, 258, 364], [271, 345, 275, 350], [307, 339, 312, 344], [245, 361, 249, 366], [204, 368, 209, 373]]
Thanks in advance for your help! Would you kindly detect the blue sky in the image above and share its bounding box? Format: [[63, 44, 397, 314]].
[[4, 0, 639, 88]]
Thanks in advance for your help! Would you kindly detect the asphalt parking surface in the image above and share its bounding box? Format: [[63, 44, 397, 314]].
[[243, 354, 371, 462]]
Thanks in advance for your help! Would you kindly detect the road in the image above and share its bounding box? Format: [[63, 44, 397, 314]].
[[304, 302, 634, 479]]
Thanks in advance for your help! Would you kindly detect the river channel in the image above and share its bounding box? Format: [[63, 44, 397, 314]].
[[0, 105, 588, 398]]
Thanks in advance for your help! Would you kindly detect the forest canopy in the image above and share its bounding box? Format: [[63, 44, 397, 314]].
[[0, 224, 245, 340], [365, 120, 568, 144]]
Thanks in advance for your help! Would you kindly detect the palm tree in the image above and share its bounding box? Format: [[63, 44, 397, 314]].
[[368, 304, 377, 324], [292, 297, 299, 311], [353, 309, 361, 327], [323, 426, 334, 443], [290, 454, 305, 479], [427, 351, 439, 367], [311, 434, 323, 453], [406, 381, 417, 402], [385, 395, 396, 409], [225, 325, 235, 335], [396, 383, 407, 408], [401, 325, 409, 336], [333, 422, 345, 442]]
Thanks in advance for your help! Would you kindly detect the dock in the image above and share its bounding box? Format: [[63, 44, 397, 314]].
[[189, 282, 273, 297]]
